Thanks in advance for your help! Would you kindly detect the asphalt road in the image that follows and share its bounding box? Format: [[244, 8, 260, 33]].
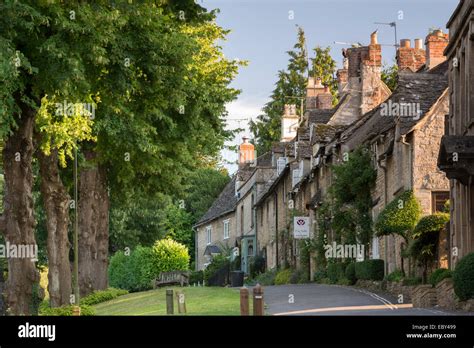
[[261, 283, 466, 316]]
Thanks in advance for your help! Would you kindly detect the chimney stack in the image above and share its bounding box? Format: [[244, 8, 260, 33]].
[[306, 77, 332, 110], [396, 38, 426, 72], [281, 104, 299, 142], [239, 137, 255, 165], [425, 29, 448, 70]]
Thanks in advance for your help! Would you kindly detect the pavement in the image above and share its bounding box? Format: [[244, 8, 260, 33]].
[[260, 283, 471, 316]]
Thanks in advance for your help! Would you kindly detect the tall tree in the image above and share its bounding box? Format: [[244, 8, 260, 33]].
[[310, 46, 338, 104], [250, 26, 308, 154]]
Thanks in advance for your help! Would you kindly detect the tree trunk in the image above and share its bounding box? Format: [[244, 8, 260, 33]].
[[78, 151, 109, 297], [1, 107, 40, 315], [38, 149, 72, 307]]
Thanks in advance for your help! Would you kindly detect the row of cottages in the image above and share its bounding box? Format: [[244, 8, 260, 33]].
[[194, 28, 452, 277], [438, 0, 474, 266]]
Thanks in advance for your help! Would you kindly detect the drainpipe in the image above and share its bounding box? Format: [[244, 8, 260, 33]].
[[377, 147, 389, 276], [275, 191, 279, 268]]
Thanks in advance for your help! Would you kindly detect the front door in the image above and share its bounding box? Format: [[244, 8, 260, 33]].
[[241, 236, 256, 274]]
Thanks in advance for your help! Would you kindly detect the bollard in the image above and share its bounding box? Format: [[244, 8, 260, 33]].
[[176, 291, 187, 314], [253, 283, 264, 316], [72, 306, 81, 316], [240, 287, 249, 316], [166, 289, 174, 315]]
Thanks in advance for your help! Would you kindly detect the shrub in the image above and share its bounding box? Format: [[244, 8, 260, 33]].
[[290, 269, 308, 284], [108, 251, 132, 291], [453, 252, 474, 301], [189, 270, 204, 284], [254, 269, 277, 286], [249, 255, 266, 278], [81, 288, 129, 306], [204, 255, 230, 286], [152, 238, 190, 273], [129, 246, 156, 291], [314, 269, 327, 283], [429, 268, 452, 287], [337, 278, 351, 286], [402, 277, 422, 286], [39, 301, 95, 316], [375, 190, 421, 239], [345, 263, 357, 285], [327, 263, 346, 284], [274, 269, 292, 285], [355, 259, 384, 281], [385, 269, 404, 283]]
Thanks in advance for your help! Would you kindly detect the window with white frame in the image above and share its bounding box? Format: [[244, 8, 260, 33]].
[[223, 220, 230, 239], [206, 226, 212, 245]]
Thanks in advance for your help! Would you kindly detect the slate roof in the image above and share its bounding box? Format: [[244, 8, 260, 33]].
[[194, 176, 238, 227], [340, 67, 448, 146], [307, 109, 335, 125]]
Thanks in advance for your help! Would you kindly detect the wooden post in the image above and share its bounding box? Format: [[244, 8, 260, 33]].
[[253, 284, 264, 316], [72, 306, 81, 316], [166, 289, 174, 315], [176, 291, 187, 314], [240, 287, 249, 316]]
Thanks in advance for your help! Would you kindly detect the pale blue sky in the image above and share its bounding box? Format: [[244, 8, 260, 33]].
[[200, 0, 460, 173]]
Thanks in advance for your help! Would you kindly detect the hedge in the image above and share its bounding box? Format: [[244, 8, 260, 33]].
[[345, 263, 357, 285], [354, 259, 384, 281], [429, 268, 452, 287], [81, 288, 129, 306], [274, 269, 292, 285], [39, 301, 95, 316], [327, 263, 346, 284], [453, 252, 474, 301]]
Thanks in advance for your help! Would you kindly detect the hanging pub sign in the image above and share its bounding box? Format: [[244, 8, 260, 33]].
[[293, 217, 310, 239]]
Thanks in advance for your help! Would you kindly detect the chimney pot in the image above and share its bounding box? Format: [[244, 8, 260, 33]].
[[370, 31, 378, 45], [401, 39, 411, 48], [414, 39, 423, 49]]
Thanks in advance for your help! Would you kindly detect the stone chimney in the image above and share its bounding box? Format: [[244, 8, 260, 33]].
[[425, 29, 448, 70], [306, 77, 333, 110], [239, 137, 255, 165], [396, 38, 426, 72], [281, 104, 299, 142]]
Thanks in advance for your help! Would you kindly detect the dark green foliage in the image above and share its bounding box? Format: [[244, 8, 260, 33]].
[[412, 213, 450, 239], [290, 269, 309, 284], [81, 288, 129, 306], [314, 269, 327, 283], [429, 268, 452, 287], [310, 46, 338, 105], [375, 190, 422, 240], [249, 255, 266, 278], [204, 255, 230, 285], [453, 253, 474, 301], [345, 263, 357, 285], [189, 270, 204, 285], [385, 269, 404, 283], [253, 269, 277, 286], [327, 262, 346, 284], [354, 260, 384, 281]]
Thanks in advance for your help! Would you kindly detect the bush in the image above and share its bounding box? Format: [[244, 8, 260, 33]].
[[345, 263, 357, 285], [81, 288, 129, 306], [189, 270, 204, 285], [254, 269, 277, 286], [453, 252, 474, 301], [152, 238, 190, 273], [290, 269, 308, 284], [375, 190, 421, 238], [249, 255, 266, 278], [337, 278, 351, 286], [429, 268, 452, 287], [274, 269, 292, 285], [204, 255, 230, 286], [328, 263, 346, 284], [355, 259, 384, 281], [314, 269, 327, 283], [39, 301, 95, 316], [385, 269, 404, 283], [402, 277, 422, 286], [109, 239, 190, 292]]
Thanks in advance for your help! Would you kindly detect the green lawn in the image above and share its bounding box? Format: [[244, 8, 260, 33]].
[[94, 286, 253, 316]]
